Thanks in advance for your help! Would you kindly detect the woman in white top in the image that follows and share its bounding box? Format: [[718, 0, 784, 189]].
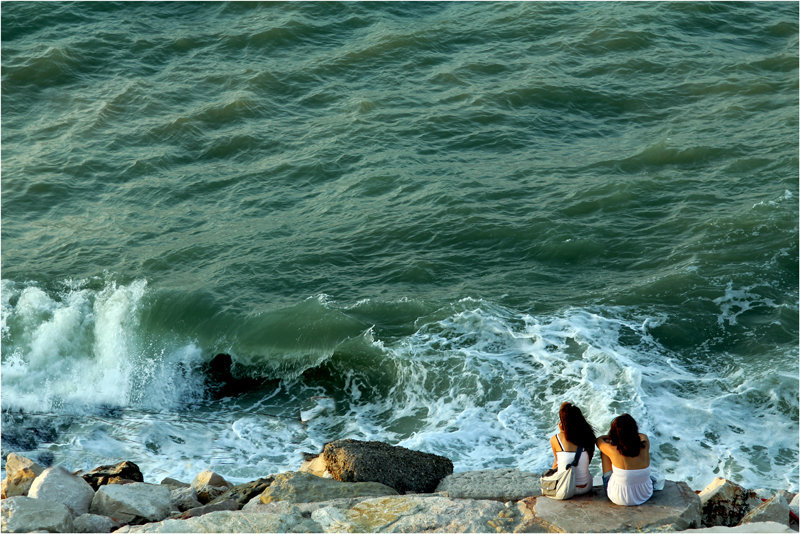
[[596, 413, 653, 506], [549, 402, 595, 495]]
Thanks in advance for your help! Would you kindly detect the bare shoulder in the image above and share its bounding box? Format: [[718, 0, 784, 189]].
[[596, 435, 612, 452]]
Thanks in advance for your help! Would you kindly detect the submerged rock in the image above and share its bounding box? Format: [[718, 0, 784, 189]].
[[1, 496, 75, 533], [28, 466, 96, 516], [323, 438, 453, 494]]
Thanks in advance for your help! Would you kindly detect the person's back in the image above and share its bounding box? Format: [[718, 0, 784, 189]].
[[549, 402, 595, 495], [596, 414, 653, 506]]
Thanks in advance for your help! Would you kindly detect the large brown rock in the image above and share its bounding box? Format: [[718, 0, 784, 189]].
[[1, 453, 45, 498], [517, 480, 701, 532], [82, 461, 144, 491], [322, 439, 453, 494], [698, 477, 762, 527]]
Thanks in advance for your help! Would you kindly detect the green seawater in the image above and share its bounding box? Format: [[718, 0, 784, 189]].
[[1, 2, 798, 491]]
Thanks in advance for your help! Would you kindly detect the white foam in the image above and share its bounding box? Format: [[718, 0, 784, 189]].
[[2, 279, 205, 413], [3, 285, 796, 492]]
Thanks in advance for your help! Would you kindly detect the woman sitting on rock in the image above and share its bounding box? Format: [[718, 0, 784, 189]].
[[597, 413, 654, 506], [550, 402, 596, 495]]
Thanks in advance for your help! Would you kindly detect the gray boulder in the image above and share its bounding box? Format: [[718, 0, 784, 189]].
[[436, 468, 541, 501], [1, 453, 45, 498], [698, 477, 762, 527], [740, 493, 790, 527], [260, 471, 398, 504], [1, 495, 75, 533], [28, 466, 96, 516], [323, 439, 453, 494], [90, 482, 171, 524], [73, 513, 121, 533], [168, 486, 202, 512], [518, 480, 701, 532]]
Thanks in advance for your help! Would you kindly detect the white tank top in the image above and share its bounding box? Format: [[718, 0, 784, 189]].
[[554, 434, 592, 488]]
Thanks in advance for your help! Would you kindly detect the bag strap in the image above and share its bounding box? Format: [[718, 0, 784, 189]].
[[555, 434, 565, 452], [568, 446, 584, 468]]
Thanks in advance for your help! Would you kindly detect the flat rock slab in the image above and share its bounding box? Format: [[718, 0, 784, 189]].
[[116, 506, 322, 533], [260, 471, 398, 504], [519, 480, 701, 533], [311, 494, 521, 533], [436, 469, 541, 501]]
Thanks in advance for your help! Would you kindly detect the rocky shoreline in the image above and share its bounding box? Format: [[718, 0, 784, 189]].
[[2, 439, 798, 533]]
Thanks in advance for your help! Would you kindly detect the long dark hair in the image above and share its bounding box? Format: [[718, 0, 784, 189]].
[[559, 402, 596, 459], [608, 413, 643, 457]]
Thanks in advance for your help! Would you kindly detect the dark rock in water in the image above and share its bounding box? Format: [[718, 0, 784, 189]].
[[208, 477, 275, 508], [322, 439, 453, 494], [82, 461, 144, 491], [0, 412, 62, 453], [203, 353, 279, 397]]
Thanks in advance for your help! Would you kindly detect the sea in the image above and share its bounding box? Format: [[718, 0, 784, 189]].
[[1, 1, 798, 493]]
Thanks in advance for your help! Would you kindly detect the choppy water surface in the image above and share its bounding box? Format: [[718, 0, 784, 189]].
[[2, 2, 798, 491]]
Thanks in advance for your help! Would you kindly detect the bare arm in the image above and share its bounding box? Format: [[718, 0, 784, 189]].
[[596, 435, 615, 456]]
